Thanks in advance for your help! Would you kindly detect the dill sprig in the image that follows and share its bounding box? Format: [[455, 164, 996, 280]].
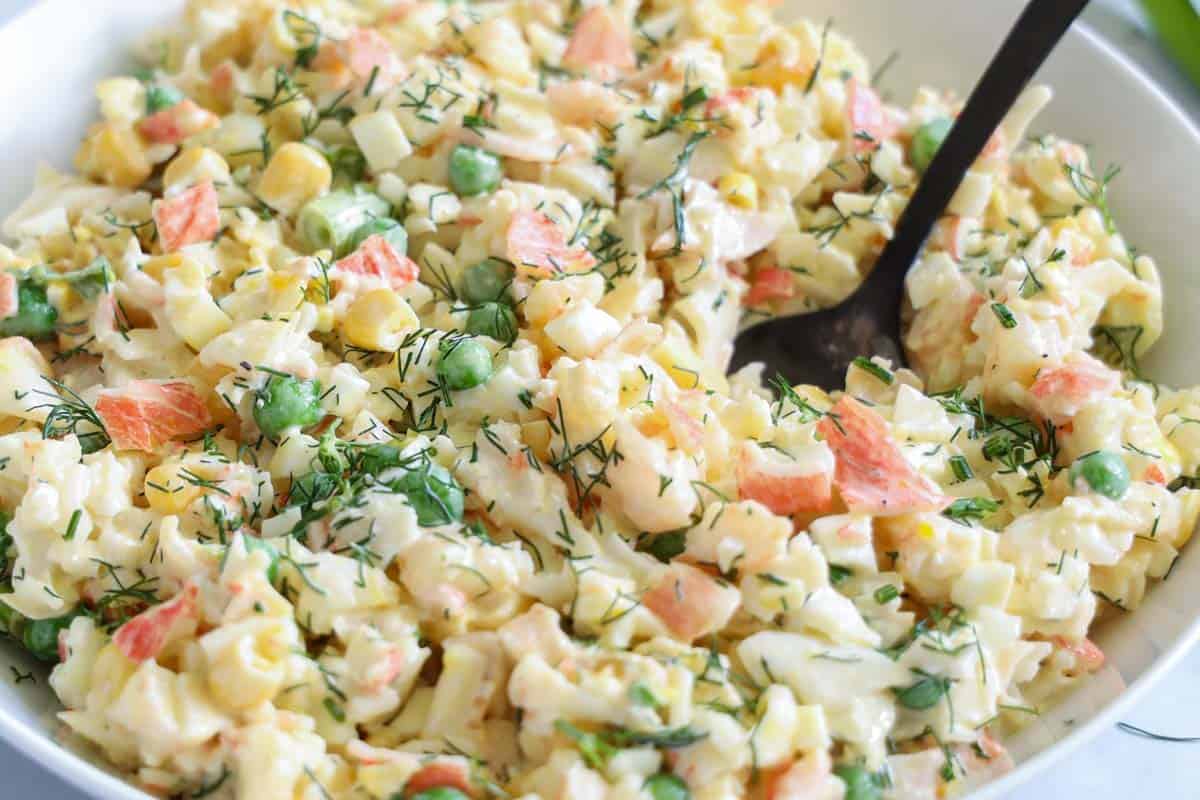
[[282, 10, 322, 69], [769, 374, 827, 424], [809, 189, 893, 250], [32, 378, 111, 454], [1063, 161, 1121, 234], [546, 399, 624, 514], [804, 18, 833, 94], [637, 131, 711, 255], [1116, 722, 1200, 743], [89, 558, 160, 631], [249, 67, 306, 115], [1092, 323, 1144, 379], [934, 387, 1060, 508]]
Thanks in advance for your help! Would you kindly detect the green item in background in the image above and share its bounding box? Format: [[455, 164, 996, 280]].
[[1140, 0, 1200, 88]]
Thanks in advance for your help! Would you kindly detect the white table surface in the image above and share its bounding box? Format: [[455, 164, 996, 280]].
[[0, 1, 1198, 798]]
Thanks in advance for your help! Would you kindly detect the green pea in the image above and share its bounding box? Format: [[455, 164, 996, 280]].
[[644, 773, 691, 800], [345, 216, 408, 257], [145, 84, 184, 114], [253, 374, 325, 439], [466, 302, 518, 344], [297, 187, 391, 257], [0, 279, 58, 341], [326, 145, 368, 184], [388, 460, 465, 527], [406, 789, 469, 800], [460, 259, 514, 304], [448, 144, 503, 196], [0, 600, 25, 640], [0, 511, 13, 586], [242, 536, 280, 584], [894, 674, 949, 710], [288, 471, 338, 509], [910, 117, 954, 174], [638, 530, 687, 563], [358, 443, 405, 477], [22, 611, 78, 662], [1069, 451, 1131, 500], [436, 339, 493, 391], [834, 764, 882, 800]]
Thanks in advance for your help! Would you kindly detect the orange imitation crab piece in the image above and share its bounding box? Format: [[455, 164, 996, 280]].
[[113, 583, 199, 661], [817, 396, 951, 515], [335, 235, 419, 290], [95, 380, 212, 452], [153, 181, 220, 252], [643, 564, 730, 642], [505, 210, 596, 279], [736, 443, 834, 516], [562, 6, 636, 75]]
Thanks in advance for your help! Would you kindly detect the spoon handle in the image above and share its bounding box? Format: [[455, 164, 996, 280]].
[[876, 0, 1091, 290]]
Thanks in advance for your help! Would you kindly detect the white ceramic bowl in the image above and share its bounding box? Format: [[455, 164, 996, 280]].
[[0, 1, 1198, 798]]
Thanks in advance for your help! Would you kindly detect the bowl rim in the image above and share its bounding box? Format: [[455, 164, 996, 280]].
[[0, 3, 1197, 800]]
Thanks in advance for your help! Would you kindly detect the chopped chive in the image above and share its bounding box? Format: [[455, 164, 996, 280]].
[[874, 584, 900, 604], [949, 455, 974, 482], [829, 564, 852, 585], [991, 302, 1018, 329], [943, 496, 1000, 521], [63, 509, 82, 541], [851, 356, 894, 385], [680, 86, 709, 111]]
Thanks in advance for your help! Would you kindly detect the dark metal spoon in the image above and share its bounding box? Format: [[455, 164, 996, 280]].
[[731, 0, 1091, 387]]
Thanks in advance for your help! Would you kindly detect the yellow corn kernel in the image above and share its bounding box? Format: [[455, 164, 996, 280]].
[[142, 253, 188, 283], [733, 62, 811, 91], [163, 147, 231, 194], [74, 122, 152, 189], [342, 288, 418, 352], [256, 142, 332, 216], [652, 340, 699, 389], [521, 420, 552, 463], [144, 462, 203, 514], [267, 96, 317, 142], [719, 172, 758, 211], [261, 272, 306, 315], [652, 335, 728, 394], [916, 522, 936, 541]]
